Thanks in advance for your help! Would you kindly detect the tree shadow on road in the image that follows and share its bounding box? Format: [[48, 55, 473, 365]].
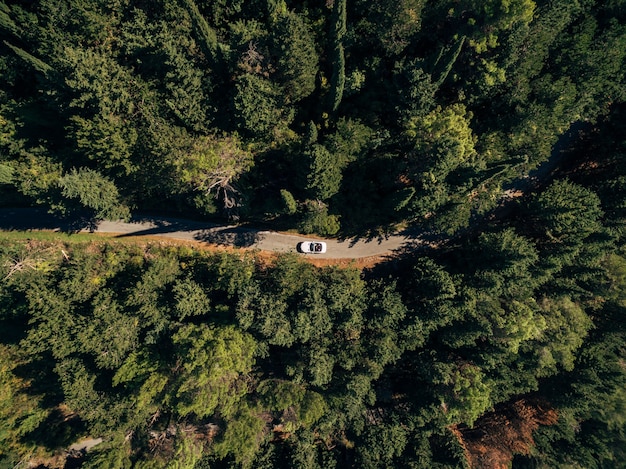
[[117, 216, 211, 233], [0, 208, 96, 233], [194, 227, 264, 248], [334, 227, 403, 248], [112, 215, 264, 248]]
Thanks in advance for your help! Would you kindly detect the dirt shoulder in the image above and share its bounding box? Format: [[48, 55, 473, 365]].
[[90, 217, 409, 260], [0, 208, 408, 263]]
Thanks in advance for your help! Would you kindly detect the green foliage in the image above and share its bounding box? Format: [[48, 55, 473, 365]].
[[466, 0, 536, 52], [325, 118, 375, 163], [365, 280, 411, 371], [393, 63, 438, 117], [0, 163, 13, 184], [172, 277, 211, 319], [70, 114, 138, 175], [232, 73, 293, 141], [0, 345, 48, 463], [532, 296, 593, 375], [171, 133, 254, 210], [271, 11, 319, 103], [430, 36, 466, 86], [3, 41, 53, 76], [434, 362, 493, 427], [406, 104, 477, 171], [1, 1, 626, 466], [78, 290, 139, 369], [180, 0, 219, 65], [0, 0, 621, 235], [0, 204, 624, 467], [55, 357, 122, 431], [329, 44, 345, 114], [356, 423, 408, 468], [172, 323, 256, 418], [257, 379, 305, 412], [468, 229, 539, 293], [168, 433, 205, 469], [10, 150, 63, 202], [62, 46, 140, 175], [0, 3, 20, 38], [303, 121, 318, 145], [400, 103, 479, 225], [57, 168, 130, 221], [237, 281, 293, 347], [328, 0, 347, 113], [354, 0, 425, 56], [303, 144, 342, 201], [82, 442, 133, 469], [526, 179, 603, 243], [298, 200, 340, 236], [280, 189, 298, 215], [257, 379, 327, 428], [399, 257, 459, 334], [299, 391, 327, 427], [212, 404, 267, 467], [113, 351, 167, 422]]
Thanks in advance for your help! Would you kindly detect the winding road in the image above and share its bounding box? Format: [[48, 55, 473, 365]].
[[0, 122, 587, 260], [96, 216, 414, 259], [0, 208, 413, 259]]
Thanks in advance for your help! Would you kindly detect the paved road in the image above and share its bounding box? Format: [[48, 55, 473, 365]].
[[97, 216, 414, 259], [0, 208, 412, 259], [0, 122, 586, 259]]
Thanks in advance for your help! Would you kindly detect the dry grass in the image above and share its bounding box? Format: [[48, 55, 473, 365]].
[[94, 234, 386, 270], [305, 255, 385, 269], [0, 230, 388, 270], [453, 399, 558, 469]]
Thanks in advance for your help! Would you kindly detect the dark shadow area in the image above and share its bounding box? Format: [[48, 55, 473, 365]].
[[0, 208, 76, 232], [23, 407, 87, 453], [194, 227, 263, 248], [0, 318, 27, 345], [113, 215, 215, 237], [14, 354, 64, 409], [333, 224, 411, 248], [387, 236, 444, 262], [502, 121, 593, 194], [343, 231, 395, 248], [112, 216, 264, 248], [65, 450, 87, 469], [0, 207, 100, 233]]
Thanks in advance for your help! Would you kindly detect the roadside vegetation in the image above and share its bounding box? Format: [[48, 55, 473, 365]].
[[1, 0, 624, 235], [1, 0, 626, 467]]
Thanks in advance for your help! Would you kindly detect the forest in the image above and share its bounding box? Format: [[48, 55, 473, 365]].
[[1, 0, 626, 467]]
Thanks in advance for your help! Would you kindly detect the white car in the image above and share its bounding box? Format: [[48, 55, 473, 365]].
[[298, 241, 327, 254]]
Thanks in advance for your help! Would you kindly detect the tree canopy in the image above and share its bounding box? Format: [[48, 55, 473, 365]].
[[1, 1, 626, 467]]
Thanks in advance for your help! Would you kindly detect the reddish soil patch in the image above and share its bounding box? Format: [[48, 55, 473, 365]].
[[453, 399, 558, 469], [92, 234, 383, 269], [305, 255, 385, 269]]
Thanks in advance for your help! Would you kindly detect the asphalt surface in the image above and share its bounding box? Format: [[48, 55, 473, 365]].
[[0, 122, 586, 260], [0, 208, 411, 259]]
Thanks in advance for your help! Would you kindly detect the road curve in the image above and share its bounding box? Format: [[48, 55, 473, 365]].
[[96, 217, 412, 259], [0, 124, 584, 259], [0, 208, 411, 259], [0, 118, 588, 260]]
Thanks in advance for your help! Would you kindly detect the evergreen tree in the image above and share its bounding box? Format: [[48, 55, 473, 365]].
[[57, 168, 130, 221]]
